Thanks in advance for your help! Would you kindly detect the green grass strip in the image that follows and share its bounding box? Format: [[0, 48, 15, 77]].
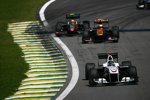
[[0, 0, 47, 99]]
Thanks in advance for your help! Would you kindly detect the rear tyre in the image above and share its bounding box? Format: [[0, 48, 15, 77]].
[[112, 26, 119, 42], [85, 63, 95, 80], [82, 31, 90, 43], [122, 61, 132, 66], [89, 68, 98, 86], [83, 21, 90, 29]]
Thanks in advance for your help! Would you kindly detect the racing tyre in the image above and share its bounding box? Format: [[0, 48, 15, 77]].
[[83, 21, 90, 29], [82, 31, 90, 43], [112, 26, 119, 42], [85, 63, 95, 80], [129, 66, 138, 82], [89, 68, 98, 86], [55, 22, 65, 37], [122, 61, 132, 66]]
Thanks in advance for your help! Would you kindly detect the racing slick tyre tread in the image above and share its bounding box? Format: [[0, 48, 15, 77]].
[[112, 26, 119, 42], [89, 68, 98, 87], [122, 61, 132, 66], [85, 63, 95, 80]]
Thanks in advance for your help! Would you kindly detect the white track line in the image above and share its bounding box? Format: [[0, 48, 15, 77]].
[[39, 0, 79, 100], [39, 0, 56, 27], [52, 34, 79, 100]]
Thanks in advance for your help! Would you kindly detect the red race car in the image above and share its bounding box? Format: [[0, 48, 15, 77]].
[[82, 18, 119, 43], [55, 13, 89, 37]]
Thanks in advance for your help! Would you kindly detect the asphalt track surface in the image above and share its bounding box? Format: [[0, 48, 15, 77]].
[[44, 0, 150, 100]]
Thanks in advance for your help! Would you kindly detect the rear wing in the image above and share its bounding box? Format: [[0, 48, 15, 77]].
[[97, 53, 118, 59], [94, 19, 109, 24], [66, 13, 80, 19]]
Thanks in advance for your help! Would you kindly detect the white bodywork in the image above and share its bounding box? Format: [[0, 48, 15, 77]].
[[103, 55, 119, 74], [95, 55, 135, 83]]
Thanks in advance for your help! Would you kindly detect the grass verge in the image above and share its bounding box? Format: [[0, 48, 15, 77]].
[[0, 0, 46, 99]]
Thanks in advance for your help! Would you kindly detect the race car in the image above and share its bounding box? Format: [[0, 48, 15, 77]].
[[82, 18, 119, 43], [85, 53, 138, 87], [136, 0, 150, 9], [55, 13, 89, 37]]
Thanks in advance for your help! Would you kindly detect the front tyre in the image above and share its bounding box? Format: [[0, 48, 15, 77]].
[[85, 63, 95, 80], [129, 66, 138, 82], [89, 68, 98, 86]]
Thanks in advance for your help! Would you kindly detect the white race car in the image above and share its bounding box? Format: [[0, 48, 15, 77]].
[[85, 53, 138, 86]]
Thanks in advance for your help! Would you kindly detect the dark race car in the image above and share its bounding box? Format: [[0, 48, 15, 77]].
[[82, 18, 119, 43], [85, 53, 138, 87], [55, 13, 89, 37], [136, 0, 150, 9]]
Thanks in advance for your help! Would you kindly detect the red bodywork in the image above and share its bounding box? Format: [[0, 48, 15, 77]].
[[96, 28, 105, 36], [68, 24, 78, 33]]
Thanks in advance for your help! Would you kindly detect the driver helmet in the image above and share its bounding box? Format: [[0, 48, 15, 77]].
[[108, 61, 114, 66], [98, 24, 103, 28], [71, 19, 75, 23]]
